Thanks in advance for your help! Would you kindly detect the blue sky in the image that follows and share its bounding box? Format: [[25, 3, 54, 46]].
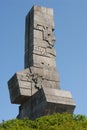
[[0, 0, 87, 122]]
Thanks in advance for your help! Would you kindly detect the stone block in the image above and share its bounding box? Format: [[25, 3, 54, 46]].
[[34, 30, 43, 40], [42, 79, 60, 89], [29, 66, 60, 82], [17, 87, 75, 119], [33, 54, 56, 69], [33, 6, 54, 28], [34, 38, 48, 47], [8, 70, 38, 104], [8, 67, 60, 104]]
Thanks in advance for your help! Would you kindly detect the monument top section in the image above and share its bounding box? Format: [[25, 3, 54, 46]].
[[25, 5, 56, 69], [26, 5, 54, 28]]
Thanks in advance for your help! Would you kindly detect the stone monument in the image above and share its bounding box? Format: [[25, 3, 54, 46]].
[[8, 5, 76, 119]]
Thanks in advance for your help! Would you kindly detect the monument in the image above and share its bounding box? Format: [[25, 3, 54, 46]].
[[8, 5, 76, 119]]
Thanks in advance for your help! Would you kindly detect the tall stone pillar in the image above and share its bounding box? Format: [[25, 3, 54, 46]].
[[24, 5, 60, 90], [8, 5, 76, 119]]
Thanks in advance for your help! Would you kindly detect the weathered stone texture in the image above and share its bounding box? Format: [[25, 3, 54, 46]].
[[8, 5, 75, 120], [8, 66, 60, 104], [24, 5, 56, 69]]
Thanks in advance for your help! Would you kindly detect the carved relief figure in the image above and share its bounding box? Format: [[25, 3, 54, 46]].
[[43, 27, 56, 48], [34, 24, 56, 48]]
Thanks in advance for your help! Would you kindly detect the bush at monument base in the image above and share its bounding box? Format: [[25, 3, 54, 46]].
[[0, 113, 87, 130]]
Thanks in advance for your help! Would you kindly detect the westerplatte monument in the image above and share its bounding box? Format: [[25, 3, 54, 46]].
[[8, 5, 76, 119]]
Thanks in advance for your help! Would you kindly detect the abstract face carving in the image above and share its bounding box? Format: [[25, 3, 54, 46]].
[[43, 27, 56, 48], [34, 24, 56, 48]]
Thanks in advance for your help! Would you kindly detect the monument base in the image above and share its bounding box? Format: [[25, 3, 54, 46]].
[[17, 87, 75, 120]]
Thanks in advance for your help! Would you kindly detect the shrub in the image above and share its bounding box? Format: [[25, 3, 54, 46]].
[[0, 113, 87, 130]]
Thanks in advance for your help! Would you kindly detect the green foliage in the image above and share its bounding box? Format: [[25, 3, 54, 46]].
[[0, 113, 87, 130]]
